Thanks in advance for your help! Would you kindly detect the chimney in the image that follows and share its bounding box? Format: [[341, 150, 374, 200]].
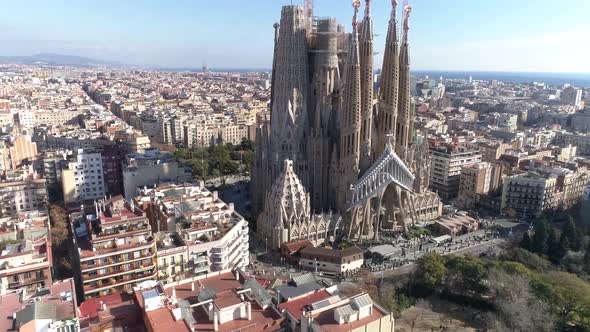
[[213, 191, 218, 201], [172, 287, 176, 298], [276, 290, 281, 305], [235, 269, 239, 281], [213, 311, 219, 332], [191, 282, 195, 292], [247, 301, 252, 320]]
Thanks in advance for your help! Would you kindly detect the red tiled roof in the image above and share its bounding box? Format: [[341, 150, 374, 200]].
[[282, 240, 313, 255], [278, 290, 331, 321], [79, 292, 135, 320], [214, 290, 242, 309]]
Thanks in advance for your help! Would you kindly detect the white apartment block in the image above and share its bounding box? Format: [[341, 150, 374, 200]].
[[430, 145, 482, 200], [135, 183, 250, 277], [61, 149, 106, 204]]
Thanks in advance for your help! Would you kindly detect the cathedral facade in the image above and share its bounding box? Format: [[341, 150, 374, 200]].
[[253, 0, 442, 249]]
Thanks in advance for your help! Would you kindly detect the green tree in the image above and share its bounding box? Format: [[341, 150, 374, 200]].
[[240, 138, 254, 151], [415, 253, 446, 291], [534, 271, 590, 328], [443, 255, 487, 297], [547, 228, 562, 264], [532, 217, 550, 255], [520, 232, 532, 251], [584, 248, 590, 274], [561, 217, 581, 251]]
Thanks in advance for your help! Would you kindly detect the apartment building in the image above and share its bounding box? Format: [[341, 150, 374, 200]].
[[122, 148, 192, 199], [134, 269, 283, 332], [559, 167, 590, 209], [184, 123, 250, 148], [155, 232, 189, 285], [70, 196, 157, 300], [0, 212, 52, 298], [135, 183, 250, 276], [478, 141, 514, 163], [18, 110, 83, 128], [7, 135, 38, 169], [277, 276, 395, 332], [457, 162, 492, 209], [553, 131, 590, 156], [61, 149, 106, 205], [38, 150, 70, 201], [0, 278, 78, 332], [430, 144, 482, 200], [501, 172, 559, 218], [0, 168, 48, 217]]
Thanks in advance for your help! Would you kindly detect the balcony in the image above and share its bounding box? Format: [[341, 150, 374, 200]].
[[194, 264, 209, 274], [83, 268, 157, 293], [8, 276, 46, 289]]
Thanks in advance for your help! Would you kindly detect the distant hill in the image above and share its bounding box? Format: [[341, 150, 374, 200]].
[[0, 53, 123, 67]]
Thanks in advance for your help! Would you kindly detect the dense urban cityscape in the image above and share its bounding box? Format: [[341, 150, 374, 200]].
[[0, 1, 590, 331]]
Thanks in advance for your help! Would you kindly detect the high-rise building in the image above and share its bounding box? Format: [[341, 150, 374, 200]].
[[252, 1, 440, 244], [61, 149, 106, 205], [430, 144, 482, 200], [561, 86, 583, 110]]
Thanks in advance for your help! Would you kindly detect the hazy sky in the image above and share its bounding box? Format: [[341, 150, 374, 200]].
[[1, 0, 589, 72]]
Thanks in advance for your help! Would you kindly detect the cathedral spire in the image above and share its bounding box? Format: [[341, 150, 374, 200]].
[[376, 0, 400, 156], [337, 0, 363, 210], [269, 22, 280, 119], [270, 6, 309, 161], [396, 1, 412, 160], [358, 0, 374, 173]]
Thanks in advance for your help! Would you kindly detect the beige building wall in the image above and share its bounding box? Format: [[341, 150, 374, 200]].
[[62, 168, 76, 204], [10, 135, 38, 169]]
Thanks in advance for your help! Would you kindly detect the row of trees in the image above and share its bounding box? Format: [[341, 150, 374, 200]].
[[173, 139, 254, 180], [49, 204, 73, 279], [414, 252, 590, 331], [520, 216, 590, 272]]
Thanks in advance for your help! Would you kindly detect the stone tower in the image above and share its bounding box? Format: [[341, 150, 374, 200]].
[[358, 0, 374, 173], [335, 1, 363, 210], [396, 3, 413, 161], [376, 0, 400, 156]]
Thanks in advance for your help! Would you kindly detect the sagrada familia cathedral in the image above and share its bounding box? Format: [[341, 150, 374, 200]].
[[253, 0, 442, 250]]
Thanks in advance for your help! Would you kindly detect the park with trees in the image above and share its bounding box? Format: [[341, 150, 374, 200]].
[[365, 213, 590, 331], [173, 138, 254, 180]]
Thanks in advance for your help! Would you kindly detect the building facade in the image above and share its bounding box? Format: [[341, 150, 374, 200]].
[[430, 145, 482, 200], [0, 169, 48, 217], [61, 149, 106, 205], [135, 183, 250, 277], [457, 162, 492, 209], [122, 148, 192, 199], [70, 196, 157, 300], [0, 214, 52, 298]]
